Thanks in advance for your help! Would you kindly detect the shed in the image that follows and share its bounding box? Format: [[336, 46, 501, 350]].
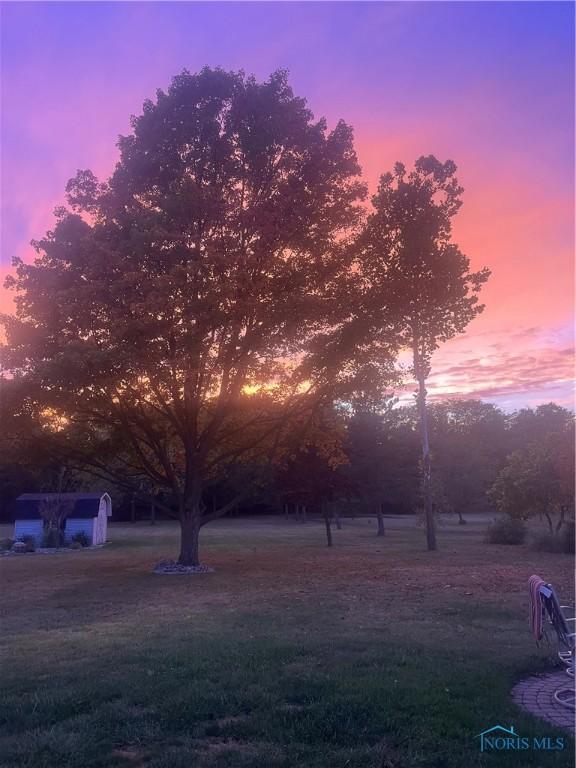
[[14, 493, 112, 546]]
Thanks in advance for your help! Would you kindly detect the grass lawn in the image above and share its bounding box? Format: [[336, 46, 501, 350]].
[[0, 516, 573, 768]]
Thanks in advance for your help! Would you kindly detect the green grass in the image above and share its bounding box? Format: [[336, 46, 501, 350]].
[[0, 517, 573, 768]]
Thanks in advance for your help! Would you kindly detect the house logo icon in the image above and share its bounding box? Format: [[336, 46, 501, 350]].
[[477, 725, 524, 752], [477, 723, 566, 753]]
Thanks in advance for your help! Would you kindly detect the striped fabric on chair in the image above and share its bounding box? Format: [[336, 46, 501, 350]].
[[528, 574, 546, 643]]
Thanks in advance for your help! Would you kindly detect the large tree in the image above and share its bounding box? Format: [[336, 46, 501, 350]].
[[357, 157, 490, 550], [1, 68, 372, 566]]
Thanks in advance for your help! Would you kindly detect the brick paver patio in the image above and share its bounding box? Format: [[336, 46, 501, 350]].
[[512, 671, 575, 733]]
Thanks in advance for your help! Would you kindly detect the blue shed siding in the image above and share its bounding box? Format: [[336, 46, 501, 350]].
[[64, 518, 94, 544], [14, 520, 43, 544]]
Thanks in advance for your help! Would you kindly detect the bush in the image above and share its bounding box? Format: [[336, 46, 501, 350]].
[[69, 540, 83, 550], [530, 522, 574, 554], [0, 538, 14, 551], [18, 534, 36, 552], [71, 531, 91, 547], [485, 517, 526, 545], [41, 527, 64, 548]]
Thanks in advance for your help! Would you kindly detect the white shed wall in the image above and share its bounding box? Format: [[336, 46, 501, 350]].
[[92, 505, 108, 545]]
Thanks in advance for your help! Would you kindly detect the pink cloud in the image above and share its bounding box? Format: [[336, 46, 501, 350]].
[[394, 324, 574, 410]]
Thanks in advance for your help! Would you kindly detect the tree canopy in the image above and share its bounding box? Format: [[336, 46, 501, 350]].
[[1, 68, 379, 565], [2, 70, 537, 566], [355, 157, 490, 549], [489, 412, 574, 533]]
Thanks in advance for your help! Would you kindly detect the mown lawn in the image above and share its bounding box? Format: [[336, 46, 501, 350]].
[[0, 517, 573, 768]]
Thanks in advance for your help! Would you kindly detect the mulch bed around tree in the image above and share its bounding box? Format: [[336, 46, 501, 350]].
[[153, 559, 215, 575]]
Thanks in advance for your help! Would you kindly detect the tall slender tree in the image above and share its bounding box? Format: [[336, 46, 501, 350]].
[[1, 68, 370, 567], [357, 156, 490, 550]]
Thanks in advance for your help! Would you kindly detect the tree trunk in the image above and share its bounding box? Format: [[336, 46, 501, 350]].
[[150, 499, 156, 526], [376, 504, 385, 536], [417, 373, 437, 551], [457, 510, 466, 525], [555, 507, 566, 533], [324, 513, 333, 547], [130, 497, 136, 524], [178, 515, 200, 566]]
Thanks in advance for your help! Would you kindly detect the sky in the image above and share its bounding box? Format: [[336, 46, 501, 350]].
[[1, 1, 574, 411]]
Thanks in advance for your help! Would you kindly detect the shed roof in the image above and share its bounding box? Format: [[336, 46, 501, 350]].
[[15, 493, 111, 520]]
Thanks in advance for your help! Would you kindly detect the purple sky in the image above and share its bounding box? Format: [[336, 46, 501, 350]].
[[1, 1, 574, 410]]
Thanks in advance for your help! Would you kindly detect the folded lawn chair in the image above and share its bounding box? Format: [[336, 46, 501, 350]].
[[528, 575, 575, 710]]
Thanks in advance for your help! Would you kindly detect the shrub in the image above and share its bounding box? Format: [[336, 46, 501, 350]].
[[0, 538, 14, 551], [71, 531, 91, 547], [69, 540, 83, 550], [530, 522, 575, 554], [485, 517, 526, 545], [42, 527, 65, 548], [18, 534, 36, 552]]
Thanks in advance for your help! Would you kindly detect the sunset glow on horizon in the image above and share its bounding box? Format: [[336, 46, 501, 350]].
[[1, 1, 574, 411]]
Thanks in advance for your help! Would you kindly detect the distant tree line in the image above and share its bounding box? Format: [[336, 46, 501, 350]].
[[2, 399, 573, 540]]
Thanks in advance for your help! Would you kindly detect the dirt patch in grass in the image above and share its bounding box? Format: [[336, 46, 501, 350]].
[[277, 702, 312, 712], [111, 747, 151, 765], [377, 740, 405, 768], [197, 737, 282, 759], [215, 714, 251, 728], [200, 738, 253, 753]]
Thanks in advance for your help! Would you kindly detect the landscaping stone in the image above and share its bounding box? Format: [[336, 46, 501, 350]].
[[11, 541, 28, 554], [512, 670, 575, 733], [153, 559, 215, 575]]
